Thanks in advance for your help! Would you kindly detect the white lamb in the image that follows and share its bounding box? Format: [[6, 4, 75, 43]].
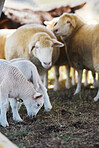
[[0, 60, 44, 127], [9, 58, 52, 111]]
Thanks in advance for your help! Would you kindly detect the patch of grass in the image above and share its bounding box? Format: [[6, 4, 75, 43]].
[[58, 135, 69, 142], [18, 143, 24, 148]]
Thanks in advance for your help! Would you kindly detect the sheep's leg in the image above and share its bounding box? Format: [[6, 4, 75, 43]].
[[41, 86, 52, 111], [54, 65, 59, 91], [43, 71, 48, 89], [36, 70, 52, 111], [16, 102, 23, 111], [74, 70, 83, 95], [9, 98, 23, 122], [71, 67, 76, 85], [94, 89, 99, 101], [0, 97, 9, 127], [92, 72, 96, 83], [92, 72, 97, 88], [38, 76, 52, 111], [84, 70, 88, 86], [98, 74, 99, 81], [65, 65, 71, 89]]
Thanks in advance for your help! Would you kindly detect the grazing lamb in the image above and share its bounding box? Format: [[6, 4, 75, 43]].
[[53, 13, 99, 100], [9, 58, 52, 111], [0, 60, 44, 127], [44, 18, 76, 90], [5, 24, 64, 88]]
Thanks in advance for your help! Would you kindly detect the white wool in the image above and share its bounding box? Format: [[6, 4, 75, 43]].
[[0, 59, 44, 127], [10, 58, 52, 111]]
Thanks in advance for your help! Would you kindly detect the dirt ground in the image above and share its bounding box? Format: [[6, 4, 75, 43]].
[[0, 80, 99, 148]]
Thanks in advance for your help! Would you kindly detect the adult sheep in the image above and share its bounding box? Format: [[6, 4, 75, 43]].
[[53, 13, 99, 101], [0, 60, 44, 127], [5, 24, 64, 87], [44, 18, 76, 91]]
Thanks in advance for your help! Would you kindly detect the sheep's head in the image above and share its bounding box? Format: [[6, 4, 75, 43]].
[[53, 13, 76, 38], [44, 17, 60, 30], [23, 91, 44, 117], [29, 32, 64, 69]]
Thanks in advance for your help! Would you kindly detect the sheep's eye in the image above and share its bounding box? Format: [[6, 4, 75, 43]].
[[54, 22, 57, 26]]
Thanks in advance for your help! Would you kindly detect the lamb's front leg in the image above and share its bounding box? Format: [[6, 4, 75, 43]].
[[74, 70, 83, 95], [0, 98, 9, 127], [39, 82, 52, 111], [44, 90, 52, 111], [9, 98, 23, 122]]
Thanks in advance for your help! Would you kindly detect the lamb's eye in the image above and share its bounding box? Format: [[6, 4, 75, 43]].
[[37, 103, 40, 107], [54, 22, 57, 26]]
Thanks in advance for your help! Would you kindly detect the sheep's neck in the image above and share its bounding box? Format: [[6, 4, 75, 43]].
[[65, 19, 85, 42]]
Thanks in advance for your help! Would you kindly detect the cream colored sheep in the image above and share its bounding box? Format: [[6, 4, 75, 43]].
[[5, 24, 64, 88], [53, 13, 99, 101], [44, 19, 76, 90], [46, 17, 96, 94], [0, 29, 15, 59]]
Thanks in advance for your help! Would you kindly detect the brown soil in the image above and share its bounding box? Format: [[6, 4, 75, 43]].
[[0, 81, 99, 148]]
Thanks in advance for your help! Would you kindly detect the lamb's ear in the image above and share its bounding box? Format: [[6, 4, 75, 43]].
[[28, 41, 35, 54], [52, 39, 64, 47]]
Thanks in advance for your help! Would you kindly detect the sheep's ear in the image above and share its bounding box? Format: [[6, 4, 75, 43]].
[[34, 93, 43, 100], [44, 21, 50, 26], [71, 18, 76, 28], [52, 39, 64, 47], [28, 41, 35, 54], [33, 48, 38, 57]]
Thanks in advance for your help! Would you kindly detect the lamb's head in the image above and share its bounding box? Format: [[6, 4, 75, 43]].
[[29, 32, 64, 69], [53, 13, 77, 38], [23, 88, 44, 117]]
